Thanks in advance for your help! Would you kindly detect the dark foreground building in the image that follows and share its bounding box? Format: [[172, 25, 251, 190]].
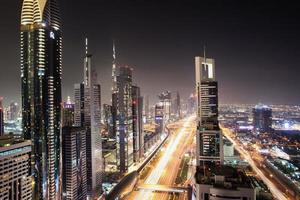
[[62, 127, 87, 200]]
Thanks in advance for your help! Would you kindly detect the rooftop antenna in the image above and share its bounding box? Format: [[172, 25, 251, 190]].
[[203, 45, 206, 62], [113, 39, 116, 62]]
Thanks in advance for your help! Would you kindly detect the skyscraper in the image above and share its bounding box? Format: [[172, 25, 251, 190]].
[[195, 55, 223, 166], [172, 91, 181, 119], [0, 136, 32, 200], [62, 127, 87, 200], [83, 38, 102, 197], [0, 97, 4, 136], [253, 104, 272, 133], [158, 91, 172, 122], [20, 0, 62, 199], [155, 103, 164, 134], [132, 85, 144, 162], [62, 97, 75, 127], [74, 83, 85, 127], [8, 102, 19, 121], [103, 104, 114, 138], [113, 66, 134, 172], [111, 41, 117, 93]]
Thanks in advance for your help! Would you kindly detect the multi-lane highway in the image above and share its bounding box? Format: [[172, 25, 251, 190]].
[[127, 116, 196, 200], [221, 127, 289, 200]]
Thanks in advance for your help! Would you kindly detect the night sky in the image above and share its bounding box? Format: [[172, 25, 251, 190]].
[[1, 0, 300, 106]]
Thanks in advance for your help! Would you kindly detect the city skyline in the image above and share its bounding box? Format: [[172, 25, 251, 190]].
[[1, 0, 300, 105], [1, 1, 300, 199]]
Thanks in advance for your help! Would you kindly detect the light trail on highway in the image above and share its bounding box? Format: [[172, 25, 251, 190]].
[[134, 116, 195, 200], [222, 127, 288, 200]]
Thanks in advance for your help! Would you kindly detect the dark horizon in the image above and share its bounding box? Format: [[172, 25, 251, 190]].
[[1, 0, 300, 106]]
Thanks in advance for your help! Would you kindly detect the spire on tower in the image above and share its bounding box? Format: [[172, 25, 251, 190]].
[[113, 40, 116, 62], [85, 37, 88, 55], [203, 45, 206, 62]]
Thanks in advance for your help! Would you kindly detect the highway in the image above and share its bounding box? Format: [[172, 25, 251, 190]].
[[221, 127, 289, 200], [127, 116, 196, 200]]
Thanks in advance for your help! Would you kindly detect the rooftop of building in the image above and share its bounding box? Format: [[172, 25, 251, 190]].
[[0, 135, 23, 147], [195, 164, 253, 190], [254, 103, 271, 110]]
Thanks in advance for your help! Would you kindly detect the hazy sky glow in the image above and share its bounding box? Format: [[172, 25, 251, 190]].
[[1, 0, 300, 106]]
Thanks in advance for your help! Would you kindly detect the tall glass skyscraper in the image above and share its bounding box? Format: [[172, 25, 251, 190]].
[[20, 0, 62, 199], [83, 39, 102, 197], [253, 104, 272, 133], [195, 56, 223, 166], [113, 66, 134, 172]]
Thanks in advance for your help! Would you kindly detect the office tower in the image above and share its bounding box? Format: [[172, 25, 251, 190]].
[[187, 93, 197, 114], [158, 91, 172, 121], [20, 0, 62, 199], [155, 103, 164, 134], [62, 127, 87, 200], [83, 38, 102, 197], [8, 102, 19, 121], [113, 66, 133, 172], [0, 97, 3, 136], [132, 85, 144, 162], [195, 54, 224, 199], [172, 91, 181, 118], [62, 97, 75, 127], [103, 104, 114, 138], [195, 56, 223, 166], [253, 104, 272, 133], [74, 83, 85, 127], [0, 136, 32, 199]]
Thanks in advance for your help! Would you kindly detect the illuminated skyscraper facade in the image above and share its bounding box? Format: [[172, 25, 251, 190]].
[[0, 137, 32, 200], [113, 66, 134, 172], [253, 104, 272, 133], [132, 85, 144, 162], [62, 97, 75, 127], [74, 83, 85, 127], [62, 127, 87, 200], [82, 39, 102, 197], [195, 55, 224, 199], [158, 91, 172, 122], [20, 0, 62, 199], [155, 103, 164, 134], [195, 56, 223, 166]]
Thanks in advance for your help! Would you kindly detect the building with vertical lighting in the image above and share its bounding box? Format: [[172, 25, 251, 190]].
[[158, 91, 172, 122], [172, 91, 181, 119], [62, 97, 75, 127], [155, 103, 164, 134], [0, 97, 4, 136], [8, 102, 19, 121], [20, 0, 62, 199], [0, 136, 32, 200], [195, 54, 224, 199], [82, 39, 102, 197], [103, 104, 114, 138], [62, 127, 87, 200], [74, 83, 85, 127], [253, 104, 272, 133], [132, 85, 144, 162], [112, 66, 134, 173], [195, 56, 223, 166]]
